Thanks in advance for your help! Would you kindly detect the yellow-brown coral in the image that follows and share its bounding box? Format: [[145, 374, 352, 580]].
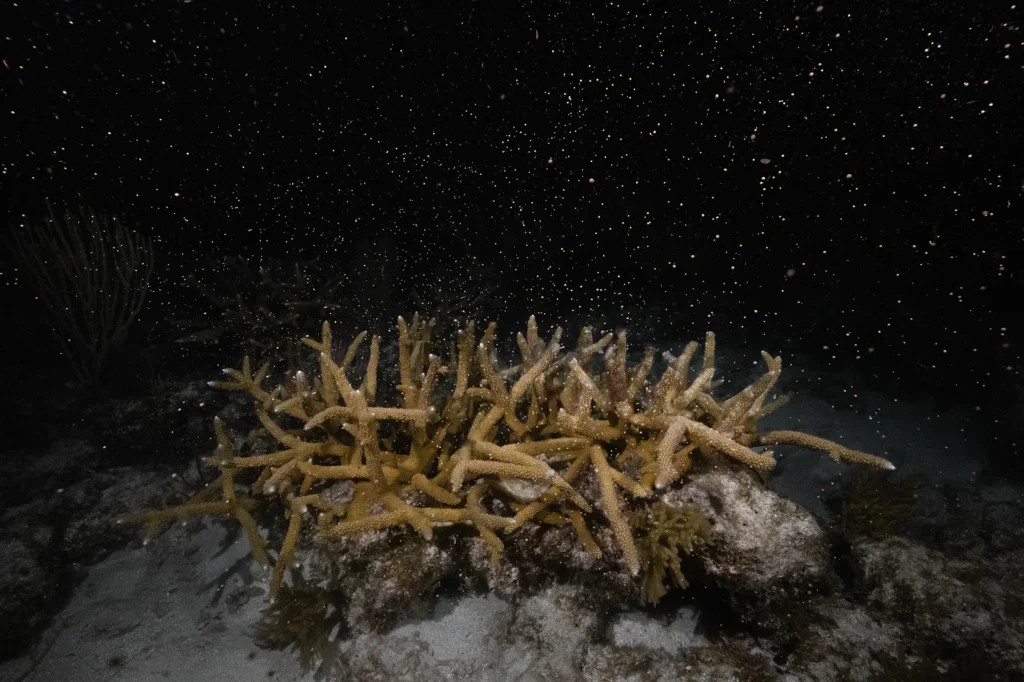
[[123, 315, 894, 596]]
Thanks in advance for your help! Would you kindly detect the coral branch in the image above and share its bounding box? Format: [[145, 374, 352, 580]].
[[125, 315, 894, 600]]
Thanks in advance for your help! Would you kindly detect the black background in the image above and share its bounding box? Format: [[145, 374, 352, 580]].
[[2, 1, 1021, 466]]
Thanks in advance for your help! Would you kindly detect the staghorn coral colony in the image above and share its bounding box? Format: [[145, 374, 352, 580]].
[[123, 315, 894, 611]]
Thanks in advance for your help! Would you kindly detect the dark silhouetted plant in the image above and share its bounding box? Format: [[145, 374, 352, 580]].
[[8, 202, 154, 385]]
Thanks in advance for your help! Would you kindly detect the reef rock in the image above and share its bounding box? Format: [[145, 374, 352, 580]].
[[663, 468, 832, 626], [851, 536, 1024, 677]]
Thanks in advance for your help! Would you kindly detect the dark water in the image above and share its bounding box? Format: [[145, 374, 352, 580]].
[[1, 2, 1021, 680]]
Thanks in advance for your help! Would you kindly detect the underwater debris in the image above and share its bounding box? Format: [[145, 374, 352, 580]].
[[123, 315, 894, 598]]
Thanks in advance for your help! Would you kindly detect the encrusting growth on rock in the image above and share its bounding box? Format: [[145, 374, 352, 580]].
[[122, 315, 895, 597]]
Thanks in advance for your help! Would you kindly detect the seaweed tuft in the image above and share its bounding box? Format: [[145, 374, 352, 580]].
[[842, 470, 925, 539], [251, 581, 338, 674], [638, 501, 712, 605]]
